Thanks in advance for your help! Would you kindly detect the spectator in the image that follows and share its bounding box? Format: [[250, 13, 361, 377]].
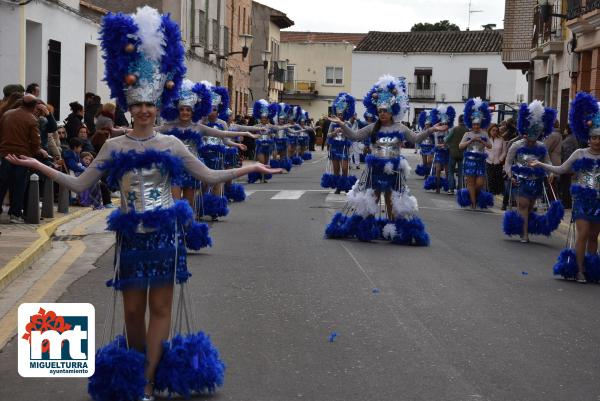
[[47, 118, 63, 161], [35, 100, 57, 152], [64, 101, 84, 139], [503, 117, 518, 143], [63, 137, 85, 174], [84, 94, 102, 134], [0, 94, 48, 222], [544, 120, 563, 200], [485, 123, 507, 195], [2, 84, 24, 104], [76, 125, 95, 154], [55, 124, 69, 154], [25, 83, 40, 97], [114, 104, 130, 127], [0, 91, 23, 119], [445, 114, 467, 193], [91, 115, 113, 153]]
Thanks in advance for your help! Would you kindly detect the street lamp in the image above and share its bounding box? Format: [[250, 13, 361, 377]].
[[228, 33, 253, 59], [277, 59, 289, 71], [539, 0, 567, 23], [250, 50, 271, 71]]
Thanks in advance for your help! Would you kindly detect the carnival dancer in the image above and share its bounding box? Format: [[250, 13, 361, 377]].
[[324, 75, 445, 245], [288, 106, 304, 166], [158, 79, 258, 207], [199, 84, 246, 219], [457, 97, 495, 209], [358, 111, 376, 162], [423, 105, 455, 193], [347, 113, 363, 170], [415, 113, 434, 177], [271, 103, 293, 171], [321, 92, 358, 194], [502, 101, 564, 243], [530, 92, 600, 283], [298, 109, 313, 161], [5, 7, 281, 401], [248, 99, 278, 183]]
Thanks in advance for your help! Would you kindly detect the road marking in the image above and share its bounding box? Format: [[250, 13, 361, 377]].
[[271, 190, 306, 200], [325, 193, 347, 203], [339, 243, 378, 289], [245, 190, 257, 197]]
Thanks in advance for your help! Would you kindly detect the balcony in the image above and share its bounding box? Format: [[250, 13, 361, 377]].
[[408, 83, 436, 100], [282, 80, 318, 101], [567, 0, 600, 32], [531, 3, 564, 59], [462, 84, 491, 101]]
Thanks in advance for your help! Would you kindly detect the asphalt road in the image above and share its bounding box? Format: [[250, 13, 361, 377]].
[[1, 150, 599, 401]]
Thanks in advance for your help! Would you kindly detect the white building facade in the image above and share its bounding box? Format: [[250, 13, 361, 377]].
[[351, 30, 528, 125], [0, 0, 109, 120]]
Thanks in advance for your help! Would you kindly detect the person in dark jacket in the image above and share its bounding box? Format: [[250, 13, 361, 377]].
[[64, 101, 84, 139], [84, 94, 102, 134], [445, 114, 467, 194], [62, 137, 85, 174]]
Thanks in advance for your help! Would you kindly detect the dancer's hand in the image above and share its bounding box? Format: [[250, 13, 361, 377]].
[[253, 163, 284, 175], [4, 154, 43, 169], [327, 116, 343, 125], [235, 143, 248, 151], [432, 123, 448, 132], [528, 159, 541, 167], [243, 131, 260, 139]]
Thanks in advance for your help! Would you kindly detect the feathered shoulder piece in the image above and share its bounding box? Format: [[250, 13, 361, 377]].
[[569, 91, 600, 143], [463, 97, 491, 130], [332, 93, 356, 121], [99, 6, 186, 109], [363, 75, 409, 122], [517, 100, 556, 139]]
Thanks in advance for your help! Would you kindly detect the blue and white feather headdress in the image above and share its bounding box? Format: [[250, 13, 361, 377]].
[[517, 100, 556, 139], [463, 97, 491, 129], [332, 92, 356, 121], [418, 110, 433, 130], [293, 106, 307, 123], [434, 105, 456, 128], [363, 75, 410, 122], [276, 103, 292, 122], [569, 91, 600, 143], [252, 99, 278, 121], [201, 81, 230, 121], [160, 79, 212, 122], [99, 6, 186, 109]]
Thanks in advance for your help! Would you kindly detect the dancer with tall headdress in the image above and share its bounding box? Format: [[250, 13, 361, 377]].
[[321, 92, 358, 194], [5, 7, 281, 400], [271, 103, 293, 172], [324, 75, 446, 244], [456, 97, 495, 209], [502, 101, 564, 243], [248, 99, 279, 183], [415, 111, 434, 177], [530, 92, 600, 283], [423, 105, 455, 193]]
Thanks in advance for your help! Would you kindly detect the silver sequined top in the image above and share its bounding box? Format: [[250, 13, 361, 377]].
[[539, 148, 600, 189]]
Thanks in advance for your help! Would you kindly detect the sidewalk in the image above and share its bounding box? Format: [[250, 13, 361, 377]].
[[0, 206, 92, 291]]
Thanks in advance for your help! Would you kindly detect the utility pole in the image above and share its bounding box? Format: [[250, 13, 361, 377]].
[[467, 0, 483, 31]]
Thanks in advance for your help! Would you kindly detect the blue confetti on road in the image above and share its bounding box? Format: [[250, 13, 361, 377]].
[[372, 288, 380, 293], [521, 271, 529, 276], [329, 332, 338, 342]]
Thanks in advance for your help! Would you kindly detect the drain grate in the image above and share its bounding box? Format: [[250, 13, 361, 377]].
[[53, 234, 87, 241]]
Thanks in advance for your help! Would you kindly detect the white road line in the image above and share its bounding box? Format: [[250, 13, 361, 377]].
[[270, 190, 306, 200], [245, 190, 257, 197], [339, 243, 378, 289], [325, 193, 347, 203]]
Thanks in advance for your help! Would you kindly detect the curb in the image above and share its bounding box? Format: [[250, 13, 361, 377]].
[[0, 208, 91, 290]]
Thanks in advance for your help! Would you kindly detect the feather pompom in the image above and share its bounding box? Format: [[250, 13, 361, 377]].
[[185, 221, 212, 250], [302, 151, 312, 160], [320, 173, 336, 189], [528, 200, 564, 236], [503, 210, 524, 236], [423, 175, 436, 190], [224, 183, 246, 202], [477, 190, 494, 209], [269, 159, 280, 169], [199, 193, 229, 218], [415, 164, 428, 177], [342, 214, 364, 238], [553, 248, 578, 279], [399, 157, 411, 176], [456, 188, 472, 207], [392, 216, 430, 246], [392, 190, 419, 217], [247, 172, 261, 183], [382, 223, 397, 240], [88, 335, 146, 401], [584, 253, 600, 282], [347, 188, 379, 217], [291, 156, 304, 165], [154, 332, 225, 397], [357, 216, 380, 242], [325, 212, 349, 238]]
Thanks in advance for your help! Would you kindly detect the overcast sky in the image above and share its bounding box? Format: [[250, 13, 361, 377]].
[[254, 0, 505, 33]]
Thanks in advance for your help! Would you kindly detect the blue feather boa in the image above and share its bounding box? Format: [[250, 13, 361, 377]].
[[325, 212, 349, 238], [552, 250, 600, 282], [390, 216, 430, 246], [572, 157, 600, 172], [502, 201, 564, 237], [98, 149, 184, 190], [198, 193, 229, 218], [88, 335, 146, 401], [154, 331, 225, 397]]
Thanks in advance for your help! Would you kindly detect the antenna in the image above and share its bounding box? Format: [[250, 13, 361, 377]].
[[467, 0, 483, 31]]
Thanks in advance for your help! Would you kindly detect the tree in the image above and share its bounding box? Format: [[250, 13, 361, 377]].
[[411, 20, 460, 32]]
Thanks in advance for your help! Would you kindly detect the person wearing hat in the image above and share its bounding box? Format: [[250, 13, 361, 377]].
[[5, 6, 281, 400], [530, 92, 600, 283]]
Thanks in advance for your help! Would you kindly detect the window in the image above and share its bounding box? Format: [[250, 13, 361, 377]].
[[193, 9, 207, 46], [270, 39, 279, 62], [212, 18, 219, 51], [325, 67, 343, 85], [414, 68, 432, 90], [286, 65, 295, 83]]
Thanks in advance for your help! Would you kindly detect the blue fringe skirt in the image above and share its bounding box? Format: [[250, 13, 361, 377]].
[[433, 147, 449, 165], [513, 177, 544, 200], [256, 139, 273, 156], [571, 185, 600, 222], [463, 153, 486, 177], [366, 155, 401, 192], [275, 137, 288, 152]]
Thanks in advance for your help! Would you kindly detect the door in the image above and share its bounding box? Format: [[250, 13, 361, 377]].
[[468, 69, 488, 100], [47, 40, 61, 120], [560, 88, 570, 131]]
